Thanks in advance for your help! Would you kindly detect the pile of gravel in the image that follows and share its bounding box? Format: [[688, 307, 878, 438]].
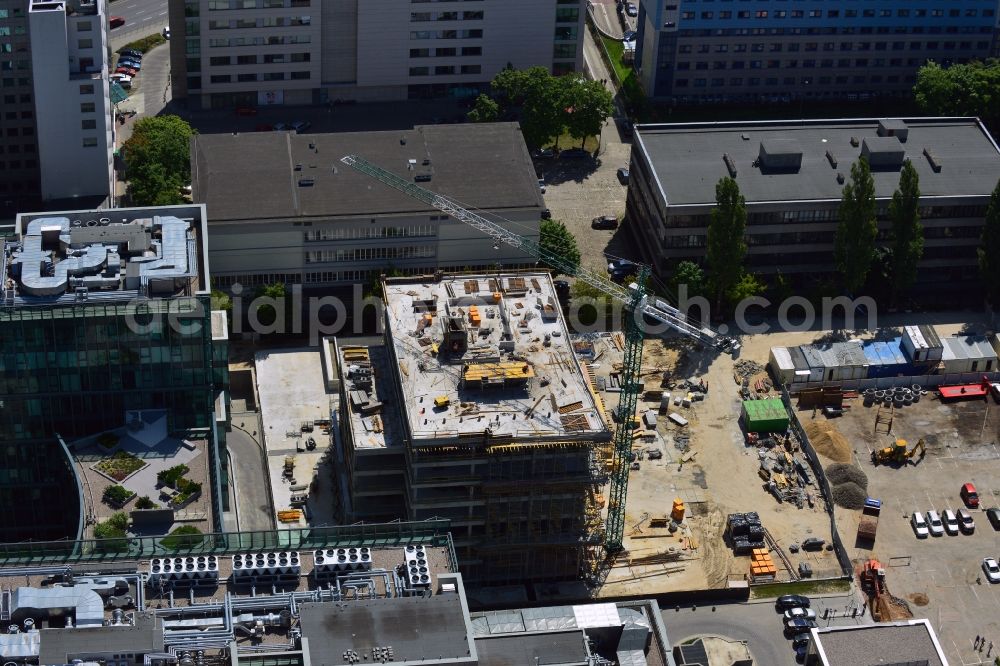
[[831, 481, 868, 510], [825, 463, 869, 490]]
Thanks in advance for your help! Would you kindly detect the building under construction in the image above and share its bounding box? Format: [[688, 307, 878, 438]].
[[333, 273, 612, 585]]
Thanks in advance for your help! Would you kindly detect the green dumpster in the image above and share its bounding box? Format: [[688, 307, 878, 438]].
[[742, 397, 790, 433]]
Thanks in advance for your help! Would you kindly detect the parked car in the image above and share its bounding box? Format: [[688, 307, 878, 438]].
[[592, 215, 619, 230], [783, 608, 817, 621], [532, 148, 555, 159], [608, 259, 638, 275], [540, 208, 552, 220], [958, 508, 976, 534], [983, 557, 1000, 583], [941, 509, 959, 535], [775, 594, 810, 611], [911, 511, 929, 538], [626, 2, 638, 16], [109, 74, 132, 89], [538, 179, 546, 194], [617, 167, 630, 185], [272, 122, 290, 131], [785, 618, 818, 631], [623, 29, 637, 41], [961, 482, 980, 508], [234, 106, 258, 116], [117, 59, 141, 70], [554, 279, 570, 303], [801, 537, 825, 551], [119, 49, 143, 59], [109, 16, 125, 28], [987, 507, 1000, 530], [291, 120, 311, 133], [163, 25, 171, 39], [926, 510, 945, 537], [560, 148, 591, 159], [115, 66, 138, 77], [791, 633, 811, 648]]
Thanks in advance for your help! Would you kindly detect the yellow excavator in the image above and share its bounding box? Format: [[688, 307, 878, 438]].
[[871, 438, 926, 466]]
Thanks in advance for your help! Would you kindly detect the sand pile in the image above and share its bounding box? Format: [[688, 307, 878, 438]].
[[825, 463, 869, 490], [831, 481, 868, 509], [803, 420, 853, 463]]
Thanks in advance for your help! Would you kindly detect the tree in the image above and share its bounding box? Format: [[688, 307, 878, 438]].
[[467, 94, 500, 123], [123, 115, 196, 205], [253, 282, 289, 332], [726, 272, 765, 304], [562, 77, 614, 148], [888, 160, 924, 302], [978, 178, 1000, 305], [670, 260, 705, 298], [835, 157, 878, 294], [914, 60, 1000, 127], [539, 219, 581, 275], [490, 66, 566, 148], [135, 496, 157, 510], [706, 177, 748, 311]]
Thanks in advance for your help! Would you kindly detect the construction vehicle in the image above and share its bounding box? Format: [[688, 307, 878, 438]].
[[342, 154, 735, 554], [871, 438, 926, 466], [859, 558, 912, 622], [857, 497, 881, 542]]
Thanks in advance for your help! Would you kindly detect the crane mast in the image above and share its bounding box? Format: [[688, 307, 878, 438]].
[[340, 153, 730, 554]]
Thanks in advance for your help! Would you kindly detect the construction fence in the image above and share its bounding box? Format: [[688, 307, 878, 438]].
[[781, 386, 854, 579], [787, 371, 1000, 395]]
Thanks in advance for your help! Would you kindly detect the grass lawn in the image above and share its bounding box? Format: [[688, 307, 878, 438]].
[[601, 36, 631, 84], [546, 132, 600, 153], [95, 451, 146, 482], [749, 578, 852, 600]]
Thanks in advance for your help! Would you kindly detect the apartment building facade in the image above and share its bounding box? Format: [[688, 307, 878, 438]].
[[635, 0, 1000, 103], [169, 0, 584, 109], [626, 118, 1000, 298], [0, 0, 113, 220]]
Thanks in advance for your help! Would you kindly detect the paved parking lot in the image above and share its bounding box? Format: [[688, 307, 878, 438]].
[[828, 395, 1000, 665]]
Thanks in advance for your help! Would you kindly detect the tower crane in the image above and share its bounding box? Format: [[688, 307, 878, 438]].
[[340, 154, 735, 554]]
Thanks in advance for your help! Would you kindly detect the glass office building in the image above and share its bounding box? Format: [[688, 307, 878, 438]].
[[0, 205, 228, 543]]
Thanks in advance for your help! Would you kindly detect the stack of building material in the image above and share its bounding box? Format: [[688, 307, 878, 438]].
[[749, 548, 777, 581], [726, 512, 765, 555]]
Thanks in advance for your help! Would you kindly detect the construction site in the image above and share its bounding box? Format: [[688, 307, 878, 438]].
[[332, 272, 613, 586]]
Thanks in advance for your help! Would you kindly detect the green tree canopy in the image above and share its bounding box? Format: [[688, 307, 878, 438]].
[[670, 260, 705, 298], [123, 115, 196, 205], [706, 177, 748, 310], [562, 77, 614, 148], [835, 157, 879, 294], [253, 282, 290, 332], [539, 219, 581, 275], [914, 60, 1000, 127], [978, 179, 1000, 305], [888, 159, 924, 301], [467, 94, 500, 123]]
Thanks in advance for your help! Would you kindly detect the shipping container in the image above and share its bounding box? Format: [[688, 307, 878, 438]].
[[769, 346, 796, 385], [742, 397, 790, 433]]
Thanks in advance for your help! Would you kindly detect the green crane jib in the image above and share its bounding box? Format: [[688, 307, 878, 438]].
[[339, 154, 733, 554]]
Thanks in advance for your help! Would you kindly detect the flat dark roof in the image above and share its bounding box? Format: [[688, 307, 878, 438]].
[[635, 118, 1000, 206], [191, 123, 542, 222], [475, 631, 590, 666], [813, 621, 946, 666], [299, 593, 473, 665], [38, 614, 162, 664]]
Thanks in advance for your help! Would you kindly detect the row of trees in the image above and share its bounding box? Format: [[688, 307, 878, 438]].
[[122, 115, 196, 206], [914, 60, 1000, 130], [468, 66, 614, 149]]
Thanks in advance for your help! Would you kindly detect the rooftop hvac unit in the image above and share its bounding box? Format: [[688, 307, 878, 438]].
[[231, 551, 301, 579], [402, 546, 432, 589], [147, 556, 219, 586], [314, 547, 372, 574]]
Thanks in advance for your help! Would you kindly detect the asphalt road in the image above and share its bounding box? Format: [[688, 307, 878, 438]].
[[108, 0, 167, 48], [663, 596, 871, 666]]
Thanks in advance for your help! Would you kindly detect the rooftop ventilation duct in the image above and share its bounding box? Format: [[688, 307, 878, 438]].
[[877, 118, 909, 142], [861, 136, 905, 170], [11, 586, 104, 628], [757, 140, 802, 173]]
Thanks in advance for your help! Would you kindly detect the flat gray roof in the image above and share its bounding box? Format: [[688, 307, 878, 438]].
[[475, 631, 590, 666], [191, 123, 542, 222], [38, 614, 162, 663], [636, 118, 1000, 206], [812, 620, 947, 666], [299, 593, 473, 666]]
